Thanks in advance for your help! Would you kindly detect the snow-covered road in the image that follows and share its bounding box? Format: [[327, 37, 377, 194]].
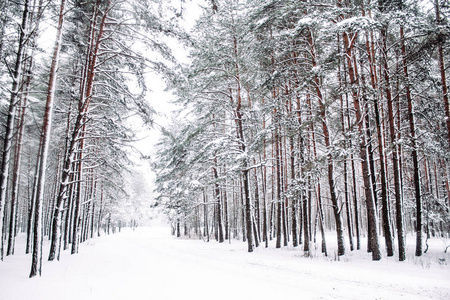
[[1, 227, 449, 299]]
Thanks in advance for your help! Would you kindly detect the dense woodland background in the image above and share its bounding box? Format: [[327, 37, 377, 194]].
[[154, 0, 450, 261], [0, 0, 449, 278]]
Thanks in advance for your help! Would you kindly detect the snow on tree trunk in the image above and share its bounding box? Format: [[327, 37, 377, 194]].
[[342, 29, 381, 261], [0, 0, 29, 261], [29, 0, 65, 277], [49, 0, 109, 260]]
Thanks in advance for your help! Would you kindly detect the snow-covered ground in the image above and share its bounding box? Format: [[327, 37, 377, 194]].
[[1, 227, 449, 300]]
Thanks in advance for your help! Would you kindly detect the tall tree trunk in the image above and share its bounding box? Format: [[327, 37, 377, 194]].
[[400, 26, 422, 257], [302, 190, 310, 255], [343, 31, 381, 260], [203, 189, 209, 242], [1, 0, 30, 261], [309, 94, 327, 255], [290, 134, 298, 248], [7, 90, 27, 256], [232, 31, 253, 252], [434, 0, 450, 150], [308, 31, 345, 256], [253, 160, 261, 245], [362, 70, 395, 256], [49, 0, 108, 260], [364, 26, 395, 257], [342, 104, 354, 252], [317, 183, 327, 256], [222, 180, 229, 240], [280, 131, 288, 247], [240, 179, 246, 242], [97, 183, 104, 237], [63, 174, 74, 250], [8, 1, 44, 250], [346, 91, 361, 250], [71, 141, 84, 255], [275, 123, 282, 249], [261, 100, 268, 247], [212, 161, 224, 243], [29, 0, 65, 277], [26, 137, 43, 254], [380, 26, 406, 261], [338, 37, 354, 252]]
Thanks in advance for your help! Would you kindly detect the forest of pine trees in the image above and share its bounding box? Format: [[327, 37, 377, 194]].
[[0, 0, 177, 277], [154, 0, 450, 262], [0, 0, 449, 279]]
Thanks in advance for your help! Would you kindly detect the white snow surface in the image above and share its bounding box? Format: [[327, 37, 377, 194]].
[[1, 227, 449, 300]]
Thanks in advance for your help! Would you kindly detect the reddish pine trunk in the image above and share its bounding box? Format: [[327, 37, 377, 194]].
[[30, 0, 65, 277], [380, 27, 406, 261], [342, 31, 381, 260], [308, 31, 345, 256], [49, 0, 109, 260]]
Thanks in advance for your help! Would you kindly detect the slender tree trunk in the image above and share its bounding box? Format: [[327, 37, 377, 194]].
[[380, 26, 406, 261], [434, 0, 450, 150], [253, 160, 261, 244], [302, 190, 310, 255], [222, 180, 229, 240], [361, 68, 395, 256], [240, 179, 246, 242], [338, 37, 354, 252], [261, 101, 268, 247], [203, 189, 209, 242], [212, 161, 224, 243], [30, 0, 65, 277], [310, 96, 327, 255], [71, 141, 84, 255], [365, 25, 395, 256], [97, 183, 103, 237], [308, 31, 345, 256], [7, 93, 26, 256], [49, 0, 108, 260], [1, 0, 30, 261], [63, 175, 74, 250], [400, 26, 422, 257], [317, 183, 327, 256], [346, 89, 361, 251], [26, 137, 43, 254], [280, 133, 288, 247], [290, 134, 298, 248], [342, 114, 354, 252], [275, 124, 282, 249], [90, 189, 95, 239], [232, 32, 253, 252], [343, 31, 381, 260], [9, 23, 41, 253]]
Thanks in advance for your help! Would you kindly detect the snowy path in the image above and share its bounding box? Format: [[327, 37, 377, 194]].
[[1, 227, 449, 300]]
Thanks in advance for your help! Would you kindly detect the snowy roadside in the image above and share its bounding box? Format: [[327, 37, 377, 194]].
[[0, 227, 449, 300]]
